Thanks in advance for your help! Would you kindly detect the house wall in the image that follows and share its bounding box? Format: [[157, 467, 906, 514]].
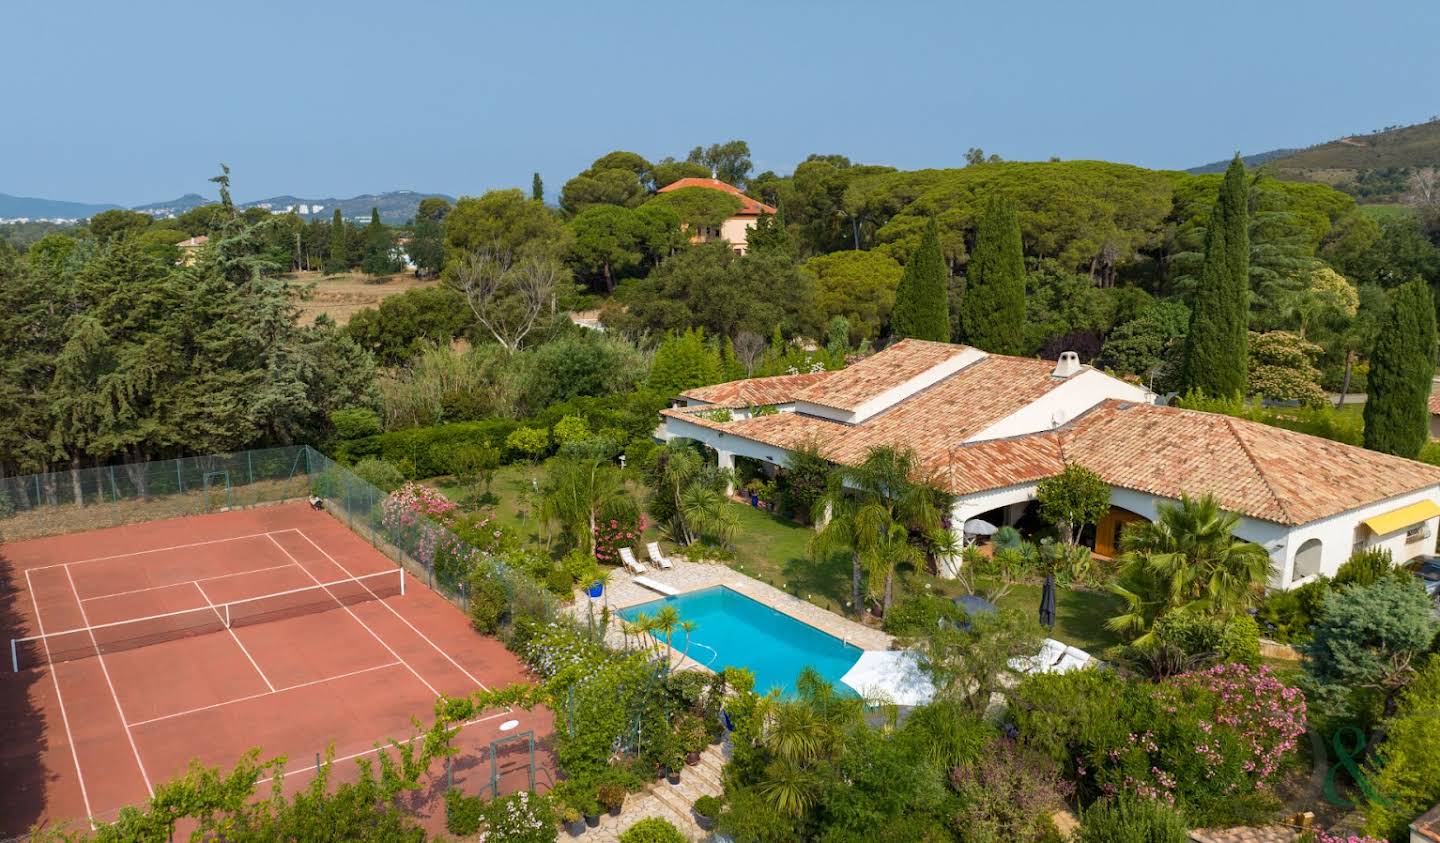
[[968, 369, 1152, 442], [1429, 412, 1440, 440], [1272, 486, 1440, 588], [720, 216, 758, 253]]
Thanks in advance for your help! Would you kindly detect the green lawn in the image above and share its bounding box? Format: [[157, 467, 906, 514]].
[[423, 469, 1127, 653]]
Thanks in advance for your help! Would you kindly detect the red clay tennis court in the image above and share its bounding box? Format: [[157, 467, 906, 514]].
[[0, 502, 553, 836]]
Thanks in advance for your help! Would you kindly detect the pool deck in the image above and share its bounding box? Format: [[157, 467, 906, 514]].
[[566, 557, 893, 668]]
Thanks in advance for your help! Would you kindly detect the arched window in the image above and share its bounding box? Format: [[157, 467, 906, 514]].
[[1293, 538, 1324, 581]]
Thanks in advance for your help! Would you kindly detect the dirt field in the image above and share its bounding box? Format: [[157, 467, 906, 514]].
[[291, 271, 439, 325]]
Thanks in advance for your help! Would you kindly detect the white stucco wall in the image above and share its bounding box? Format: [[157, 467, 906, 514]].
[[968, 369, 1152, 442]]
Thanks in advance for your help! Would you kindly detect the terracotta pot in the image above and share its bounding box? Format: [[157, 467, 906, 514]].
[[686, 751, 701, 766]]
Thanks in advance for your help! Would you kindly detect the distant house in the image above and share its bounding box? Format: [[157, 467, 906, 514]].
[[655, 177, 776, 255], [176, 235, 209, 266], [1414, 802, 1440, 843]]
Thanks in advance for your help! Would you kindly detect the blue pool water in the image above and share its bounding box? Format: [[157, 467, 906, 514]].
[[617, 586, 862, 695]]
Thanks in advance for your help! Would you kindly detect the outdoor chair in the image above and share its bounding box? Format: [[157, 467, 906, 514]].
[[618, 547, 647, 575], [645, 541, 674, 570]]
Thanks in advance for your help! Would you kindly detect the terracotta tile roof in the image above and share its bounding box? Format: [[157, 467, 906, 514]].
[[1058, 401, 1440, 525], [792, 339, 974, 412], [662, 342, 1440, 527], [681, 371, 833, 408], [656, 177, 777, 216], [661, 405, 847, 450], [824, 355, 1062, 464], [1412, 802, 1440, 842]]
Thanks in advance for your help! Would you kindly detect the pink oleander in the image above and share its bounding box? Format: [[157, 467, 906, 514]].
[[1307, 832, 1385, 843], [593, 513, 648, 565], [1081, 663, 1307, 824]]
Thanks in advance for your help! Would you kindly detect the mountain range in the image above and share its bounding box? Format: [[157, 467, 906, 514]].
[[0, 190, 453, 224]]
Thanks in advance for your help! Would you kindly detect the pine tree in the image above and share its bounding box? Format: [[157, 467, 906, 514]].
[[1364, 280, 1437, 458], [890, 217, 950, 341], [531, 172, 544, 202], [647, 329, 723, 396], [325, 208, 348, 274], [1180, 155, 1250, 397], [959, 195, 1025, 353]]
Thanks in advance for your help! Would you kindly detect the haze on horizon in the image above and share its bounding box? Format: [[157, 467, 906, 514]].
[[3, 0, 1437, 205]]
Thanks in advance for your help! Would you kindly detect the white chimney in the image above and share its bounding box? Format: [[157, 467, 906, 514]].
[[1052, 351, 1081, 379]]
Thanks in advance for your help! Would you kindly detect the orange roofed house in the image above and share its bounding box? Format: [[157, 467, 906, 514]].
[[657, 340, 1440, 591], [656, 177, 776, 255]]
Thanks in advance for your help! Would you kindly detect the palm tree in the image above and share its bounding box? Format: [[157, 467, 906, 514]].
[[752, 669, 863, 816], [538, 453, 634, 556], [1106, 494, 1274, 644], [863, 521, 920, 616], [810, 446, 943, 618], [648, 441, 736, 547]]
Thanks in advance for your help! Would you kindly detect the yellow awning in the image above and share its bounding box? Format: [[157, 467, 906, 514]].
[[1362, 500, 1440, 536]]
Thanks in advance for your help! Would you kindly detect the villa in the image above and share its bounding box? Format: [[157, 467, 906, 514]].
[[655, 176, 776, 255], [657, 339, 1440, 591]]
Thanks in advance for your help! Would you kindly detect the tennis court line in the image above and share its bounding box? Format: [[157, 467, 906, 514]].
[[278, 710, 512, 780], [193, 581, 275, 693], [286, 528, 493, 693], [62, 564, 154, 798], [24, 568, 95, 830], [264, 534, 442, 698], [81, 562, 299, 603], [126, 660, 402, 728], [27, 531, 278, 572]]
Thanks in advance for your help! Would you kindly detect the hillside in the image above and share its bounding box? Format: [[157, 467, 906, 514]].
[[0, 192, 118, 221], [1261, 118, 1440, 202], [1187, 148, 1300, 174], [0, 189, 453, 223]]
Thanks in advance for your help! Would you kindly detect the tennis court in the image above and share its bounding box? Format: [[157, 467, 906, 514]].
[[0, 501, 553, 836]]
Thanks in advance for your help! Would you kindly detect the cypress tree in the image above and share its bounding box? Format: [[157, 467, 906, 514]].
[[325, 208, 348, 273], [1363, 280, 1437, 458], [1180, 155, 1250, 397], [890, 217, 950, 342], [531, 172, 544, 202], [959, 194, 1026, 353], [361, 208, 395, 276]]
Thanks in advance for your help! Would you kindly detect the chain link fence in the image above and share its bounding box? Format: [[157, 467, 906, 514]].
[[0, 446, 311, 541]]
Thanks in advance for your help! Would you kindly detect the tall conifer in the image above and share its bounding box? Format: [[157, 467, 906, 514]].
[[325, 208, 348, 273], [1364, 280, 1437, 457], [959, 194, 1026, 353], [890, 218, 949, 341], [531, 172, 544, 202], [1181, 155, 1250, 396]]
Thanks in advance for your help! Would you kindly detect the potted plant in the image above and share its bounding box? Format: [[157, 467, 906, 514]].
[[677, 713, 707, 765], [583, 795, 601, 829], [744, 479, 764, 507], [597, 781, 626, 817], [561, 804, 586, 837], [664, 743, 685, 784], [693, 795, 723, 831]]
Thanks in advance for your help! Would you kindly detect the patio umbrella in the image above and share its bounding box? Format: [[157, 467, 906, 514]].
[[963, 518, 999, 536], [840, 650, 935, 706], [1039, 574, 1057, 629]]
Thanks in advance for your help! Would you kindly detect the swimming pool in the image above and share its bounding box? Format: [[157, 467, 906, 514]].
[[617, 586, 863, 695]]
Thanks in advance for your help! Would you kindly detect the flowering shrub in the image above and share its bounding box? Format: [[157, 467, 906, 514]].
[[515, 620, 610, 680], [480, 791, 556, 843], [1302, 833, 1386, 843], [949, 738, 1072, 839], [1088, 664, 1306, 823], [593, 513, 647, 567]]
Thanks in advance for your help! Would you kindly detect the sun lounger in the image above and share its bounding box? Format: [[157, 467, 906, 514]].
[[646, 542, 674, 570], [633, 575, 680, 596], [619, 547, 646, 574]]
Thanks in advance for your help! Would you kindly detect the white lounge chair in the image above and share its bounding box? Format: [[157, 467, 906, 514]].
[[646, 542, 674, 570], [619, 547, 646, 575], [633, 576, 680, 596]]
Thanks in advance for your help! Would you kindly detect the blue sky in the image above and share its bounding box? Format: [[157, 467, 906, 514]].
[[3, 0, 1437, 205]]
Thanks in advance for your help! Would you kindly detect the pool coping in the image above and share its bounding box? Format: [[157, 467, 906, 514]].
[[564, 558, 893, 675]]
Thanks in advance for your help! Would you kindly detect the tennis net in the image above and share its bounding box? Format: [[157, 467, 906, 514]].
[[11, 568, 403, 671]]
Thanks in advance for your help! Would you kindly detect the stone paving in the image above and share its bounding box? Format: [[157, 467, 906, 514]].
[[568, 554, 893, 669]]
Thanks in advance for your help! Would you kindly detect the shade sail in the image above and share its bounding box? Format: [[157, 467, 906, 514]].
[[840, 650, 935, 706], [1361, 500, 1440, 536]]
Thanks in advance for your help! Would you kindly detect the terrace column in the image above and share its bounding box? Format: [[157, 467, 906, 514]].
[[716, 449, 736, 496]]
